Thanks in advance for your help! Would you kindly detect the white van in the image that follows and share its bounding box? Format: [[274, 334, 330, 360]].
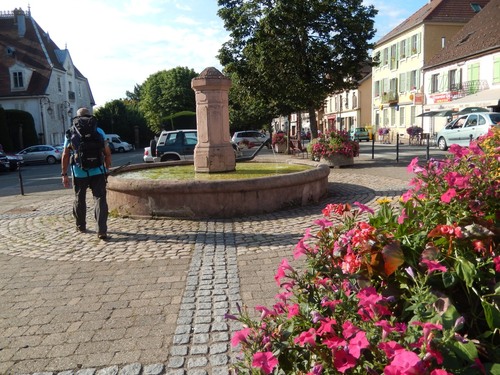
[[104, 134, 134, 153]]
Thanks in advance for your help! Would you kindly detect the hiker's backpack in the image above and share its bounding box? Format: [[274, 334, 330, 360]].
[[69, 116, 104, 170]]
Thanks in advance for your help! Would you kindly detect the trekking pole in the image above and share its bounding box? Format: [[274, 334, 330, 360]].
[[108, 161, 131, 176]]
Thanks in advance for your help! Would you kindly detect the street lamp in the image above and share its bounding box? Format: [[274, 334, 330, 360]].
[[39, 97, 53, 144]]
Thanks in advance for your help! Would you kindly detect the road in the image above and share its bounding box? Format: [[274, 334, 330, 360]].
[[0, 142, 447, 198]]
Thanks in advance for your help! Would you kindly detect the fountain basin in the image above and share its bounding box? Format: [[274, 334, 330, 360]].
[[107, 161, 330, 219]]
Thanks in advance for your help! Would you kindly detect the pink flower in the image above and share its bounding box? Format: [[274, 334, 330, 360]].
[[348, 331, 369, 358], [333, 349, 357, 373], [324, 335, 347, 349], [494, 256, 500, 272], [384, 349, 422, 375], [342, 321, 359, 340], [354, 201, 374, 214], [294, 238, 309, 259], [275, 258, 293, 286], [252, 351, 278, 374], [255, 305, 275, 319], [444, 171, 469, 189], [287, 303, 300, 319], [231, 327, 252, 347], [317, 317, 337, 336], [314, 218, 333, 229], [440, 188, 457, 203], [397, 208, 408, 224], [379, 341, 404, 359], [430, 370, 453, 375], [294, 328, 317, 347], [407, 157, 425, 174], [420, 259, 447, 274]]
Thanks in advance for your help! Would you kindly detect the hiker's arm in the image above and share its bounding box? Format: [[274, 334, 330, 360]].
[[61, 148, 71, 188], [104, 144, 112, 170]]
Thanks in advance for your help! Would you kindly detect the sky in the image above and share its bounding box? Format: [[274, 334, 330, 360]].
[[2, 0, 426, 107]]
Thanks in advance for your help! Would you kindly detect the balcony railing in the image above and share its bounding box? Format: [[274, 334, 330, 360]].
[[450, 80, 489, 99], [381, 91, 398, 104]]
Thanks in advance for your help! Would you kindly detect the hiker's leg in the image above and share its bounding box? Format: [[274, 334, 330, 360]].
[[73, 177, 89, 230], [90, 174, 108, 235]]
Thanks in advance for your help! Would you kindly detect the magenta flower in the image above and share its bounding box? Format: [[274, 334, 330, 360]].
[[348, 331, 370, 358], [397, 208, 408, 224], [275, 258, 293, 286], [384, 349, 422, 375], [333, 349, 357, 373], [317, 317, 337, 336], [379, 341, 405, 359], [494, 256, 500, 272], [231, 327, 252, 347], [287, 303, 300, 319], [420, 259, 447, 274], [440, 188, 457, 203], [342, 321, 359, 340], [354, 201, 375, 214], [252, 351, 279, 374], [430, 370, 453, 375], [294, 328, 317, 347], [324, 334, 347, 349], [294, 238, 309, 259], [407, 157, 425, 174]]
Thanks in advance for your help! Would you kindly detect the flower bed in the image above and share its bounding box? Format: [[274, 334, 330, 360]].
[[311, 130, 360, 161], [228, 128, 500, 374]]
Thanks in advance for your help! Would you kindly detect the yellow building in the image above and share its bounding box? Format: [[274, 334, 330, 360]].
[[371, 0, 489, 143]]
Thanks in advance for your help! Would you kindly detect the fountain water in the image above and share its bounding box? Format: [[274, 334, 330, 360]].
[[106, 67, 329, 219]]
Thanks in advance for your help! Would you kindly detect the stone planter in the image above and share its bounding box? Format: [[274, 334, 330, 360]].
[[320, 154, 354, 168], [273, 143, 287, 153]]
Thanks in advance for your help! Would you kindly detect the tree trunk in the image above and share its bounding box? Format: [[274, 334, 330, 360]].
[[308, 105, 318, 138]]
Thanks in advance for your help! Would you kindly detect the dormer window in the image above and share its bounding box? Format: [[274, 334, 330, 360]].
[[13, 71, 24, 89], [470, 3, 482, 12], [6, 46, 16, 56]]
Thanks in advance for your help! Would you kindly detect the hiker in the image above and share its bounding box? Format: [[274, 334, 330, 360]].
[[61, 107, 112, 239]]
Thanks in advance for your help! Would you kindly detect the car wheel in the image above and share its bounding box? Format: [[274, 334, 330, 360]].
[[438, 137, 448, 151], [46, 155, 57, 164], [118, 147, 125, 153], [161, 155, 180, 162]]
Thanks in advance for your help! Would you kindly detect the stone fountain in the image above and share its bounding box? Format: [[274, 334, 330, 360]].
[[106, 67, 329, 219]]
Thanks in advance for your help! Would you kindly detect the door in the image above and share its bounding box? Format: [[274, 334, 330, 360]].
[[462, 114, 479, 144]]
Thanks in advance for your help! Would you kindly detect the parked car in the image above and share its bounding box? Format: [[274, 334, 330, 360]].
[[145, 129, 242, 163], [349, 127, 370, 142], [104, 134, 134, 153], [231, 130, 270, 148], [436, 112, 500, 151], [5, 153, 23, 171], [16, 145, 62, 164], [0, 152, 10, 172]]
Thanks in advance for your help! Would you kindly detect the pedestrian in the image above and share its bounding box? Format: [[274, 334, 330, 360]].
[[61, 107, 112, 239]]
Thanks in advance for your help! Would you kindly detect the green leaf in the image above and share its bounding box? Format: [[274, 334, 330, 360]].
[[441, 304, 460, 330], [442, 271, 457, 288], [481, 299, 500, 331], [455, 258, 476, 288], [449, 340, 478, 362]]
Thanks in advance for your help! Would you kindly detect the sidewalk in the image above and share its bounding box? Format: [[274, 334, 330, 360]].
[[0, 156, 413, 375]]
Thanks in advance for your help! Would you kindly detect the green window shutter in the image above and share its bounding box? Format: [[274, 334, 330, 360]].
[[493, 57, 500, 84]]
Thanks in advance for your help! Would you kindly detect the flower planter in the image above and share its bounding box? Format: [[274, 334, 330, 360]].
[[273, 143, 287, 153], [320, 154, 354, 167]]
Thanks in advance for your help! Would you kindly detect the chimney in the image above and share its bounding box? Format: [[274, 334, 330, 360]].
[[13, 8, 26, 37]]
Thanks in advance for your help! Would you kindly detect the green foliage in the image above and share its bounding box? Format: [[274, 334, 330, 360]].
[[94, 100, 153, 146], [139, 66, 198, 133], [217, 0, 377, 137]]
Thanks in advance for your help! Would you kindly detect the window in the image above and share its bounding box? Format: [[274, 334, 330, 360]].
[[13, 72, 24, 88], [399, 107, 406, 126], [57, 77, 62, 92], [470, 3, 482, 12], [390, 44, 398, 70], [382, 48, 389, 66], [410, 70, 419, 90], [411, 34, 420, 55], [399, 73, 407, 92], [399, 39, 407, 59], [494, 57, 500, 84], [431, 74, 439, 93], [448, 69, 457, 90], [374, 81, 380, 97], [352, 93, 358, 108]]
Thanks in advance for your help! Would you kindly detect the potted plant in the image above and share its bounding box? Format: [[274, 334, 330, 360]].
[[378, 127, 390, 144], [311, 129, 359, 167], [228, 128, 500, 374]]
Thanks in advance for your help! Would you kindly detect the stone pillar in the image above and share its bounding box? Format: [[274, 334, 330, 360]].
[[191, 67, 235, 173]]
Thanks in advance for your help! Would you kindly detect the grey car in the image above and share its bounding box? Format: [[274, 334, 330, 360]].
[[436, 112, 500, 151], [16, 145, 62, 165]]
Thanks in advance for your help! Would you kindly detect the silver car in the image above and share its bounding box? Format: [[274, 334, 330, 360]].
[[436, 112, 500, 151], [231, 130, 270, 148], [16, 145, 62, 165]]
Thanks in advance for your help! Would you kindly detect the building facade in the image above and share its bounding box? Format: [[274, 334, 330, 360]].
[[371, 0, 489, 141], [0, 8, 94, 146]]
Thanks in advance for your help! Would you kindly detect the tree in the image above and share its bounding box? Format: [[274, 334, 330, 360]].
[[139, 67, 198, 133], [94, 100, 153, 146], [217, 0, 377, 138]]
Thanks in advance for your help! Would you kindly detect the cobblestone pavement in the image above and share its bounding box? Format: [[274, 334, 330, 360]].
[[0, 155, 413, 375]]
